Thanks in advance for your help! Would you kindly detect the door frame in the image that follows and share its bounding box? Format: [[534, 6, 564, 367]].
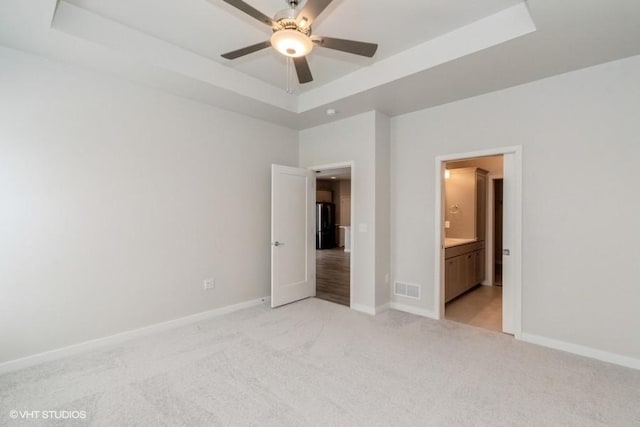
[[308, 161, 355, 308], [434, 146, 522, 338]]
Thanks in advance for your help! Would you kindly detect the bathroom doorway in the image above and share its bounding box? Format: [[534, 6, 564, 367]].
[[434, 145, 523, 336], [313, 166, 352, 307]]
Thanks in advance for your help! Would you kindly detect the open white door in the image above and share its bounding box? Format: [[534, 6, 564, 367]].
[[271, 164, 315, 308]]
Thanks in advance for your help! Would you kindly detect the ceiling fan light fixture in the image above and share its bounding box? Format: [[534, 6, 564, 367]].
[[271, 29, 313, 58]]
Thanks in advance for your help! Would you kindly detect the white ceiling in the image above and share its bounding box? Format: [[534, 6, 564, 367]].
[[316, 167, 351, 180], [1, 0, 639, 129], [62, 0, 521, 91]]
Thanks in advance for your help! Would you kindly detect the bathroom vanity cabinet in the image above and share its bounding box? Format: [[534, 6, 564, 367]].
[[444, 241, 486, 302]]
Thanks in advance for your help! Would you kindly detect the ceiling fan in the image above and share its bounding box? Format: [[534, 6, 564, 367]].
[[219, 0, 378, 86]]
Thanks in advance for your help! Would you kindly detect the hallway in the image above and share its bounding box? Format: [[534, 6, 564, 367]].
[[315, 248, 350, 306]]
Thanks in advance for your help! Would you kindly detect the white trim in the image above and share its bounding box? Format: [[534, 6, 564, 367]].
[[434, 145, 523, 339], [351, 303, 376, 315], [434, 160, 446, 319], [0, 296, 270, 375], [521, 333, 640, 370], [390, 302, 438, 320], [308, 161, 355, 309], [375, 303, 390, 314], [512, 149, 523, 339]]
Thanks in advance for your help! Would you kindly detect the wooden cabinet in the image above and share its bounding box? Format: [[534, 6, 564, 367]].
[[316, 190, 332, 202], [475, 249, 485, 285], [444, 241, 486, 303], [444, 256, 462, 302]]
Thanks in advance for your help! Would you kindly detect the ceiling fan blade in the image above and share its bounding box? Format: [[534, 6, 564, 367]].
[[313, 36, 378, 57], [221, 41, 271, 59], [222, 0, 278, 28], [293, 57, 313, 84], [296, 0, 333, 26]]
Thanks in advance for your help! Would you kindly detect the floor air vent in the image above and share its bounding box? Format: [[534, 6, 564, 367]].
[[394, 281, 421, 300]]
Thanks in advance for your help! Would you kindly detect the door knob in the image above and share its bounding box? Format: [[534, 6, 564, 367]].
[[273, 241, 284, 247]]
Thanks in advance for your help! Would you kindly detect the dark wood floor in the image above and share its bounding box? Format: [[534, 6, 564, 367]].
[[316, 247, 350, 306]]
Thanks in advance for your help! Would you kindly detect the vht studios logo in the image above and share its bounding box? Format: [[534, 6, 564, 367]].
[[9, 410, 87, 420]]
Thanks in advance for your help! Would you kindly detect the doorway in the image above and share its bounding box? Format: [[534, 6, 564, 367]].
[[313, 165, 352, 307], [434, 146, 522, 338], [441, 156, 503, 332]]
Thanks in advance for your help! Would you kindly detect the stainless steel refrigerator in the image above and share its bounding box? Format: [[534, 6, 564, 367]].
[[316, 202, 336, 249]]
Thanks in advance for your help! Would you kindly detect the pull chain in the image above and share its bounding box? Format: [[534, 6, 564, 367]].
[[286, 57, 296, 95]]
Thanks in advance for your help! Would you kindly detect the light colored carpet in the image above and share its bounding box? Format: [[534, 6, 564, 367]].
[[1, 298, 639, 426]]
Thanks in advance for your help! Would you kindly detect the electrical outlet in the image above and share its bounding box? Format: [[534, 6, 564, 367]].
[[444, 221, 450, 229], [203, 278, 215, 290]]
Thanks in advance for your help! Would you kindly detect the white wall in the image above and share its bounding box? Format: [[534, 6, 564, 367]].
[[391, 54, 640, 361], [374, 112, 391, 309], [4, 44, 639, 367], [299, 112, 376, 310], [0, 47, 298, 363], [300, 111, 391, 312]]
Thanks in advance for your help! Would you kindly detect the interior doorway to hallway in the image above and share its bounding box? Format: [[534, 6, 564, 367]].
[[314, 166, 352, 307]]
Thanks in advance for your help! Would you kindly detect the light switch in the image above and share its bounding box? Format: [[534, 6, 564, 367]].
[[358, 224, 368, 233], [444, 221, 450, 229]]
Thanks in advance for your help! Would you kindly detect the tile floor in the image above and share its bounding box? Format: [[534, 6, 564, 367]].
[[445, 285, 503, 333]]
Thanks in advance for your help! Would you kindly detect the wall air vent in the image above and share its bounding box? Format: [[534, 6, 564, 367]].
[[394, 281, 421, 300]]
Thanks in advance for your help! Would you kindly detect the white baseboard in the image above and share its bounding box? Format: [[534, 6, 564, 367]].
[[375, 303, 390, 314], [521, 333, 640, 370], [350, 303, 389, 316], [390, 302, 438, 320], [0, 296, 270, 375], [351, 303, 376, 315]]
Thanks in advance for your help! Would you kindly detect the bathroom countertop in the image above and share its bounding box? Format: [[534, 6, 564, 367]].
[[444, 237, 477, 248]]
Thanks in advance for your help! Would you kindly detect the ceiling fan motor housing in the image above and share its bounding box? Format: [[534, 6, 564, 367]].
[[274, 8, 310, 34]]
